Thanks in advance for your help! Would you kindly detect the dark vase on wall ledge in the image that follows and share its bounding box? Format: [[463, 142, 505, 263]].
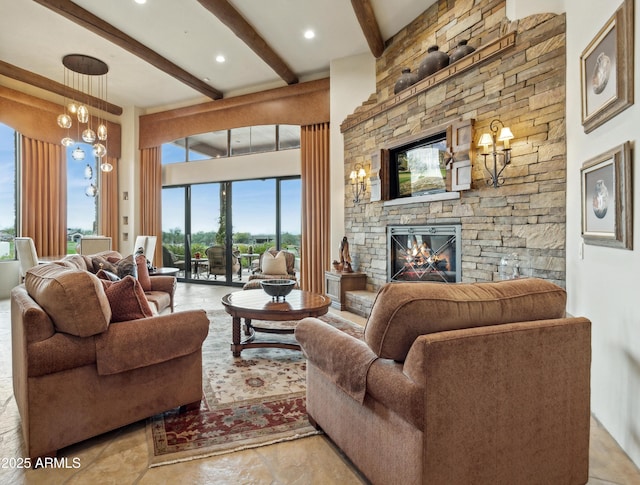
[[417, 45, 450, 80], [449, 39, 476, 63], [394, 68, 419, 94]]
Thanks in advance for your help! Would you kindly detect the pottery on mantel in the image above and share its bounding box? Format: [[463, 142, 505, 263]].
[[449, 39, 476, 63], [394, 68, 419, 94], [417, 45, 450, 80]]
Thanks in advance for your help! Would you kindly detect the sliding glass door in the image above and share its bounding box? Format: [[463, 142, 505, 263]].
[[162, 176, 301, 286]]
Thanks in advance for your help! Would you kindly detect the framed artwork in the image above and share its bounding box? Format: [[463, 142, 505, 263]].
[[580, 0, 634, 133], [580, 142, 633, 249]]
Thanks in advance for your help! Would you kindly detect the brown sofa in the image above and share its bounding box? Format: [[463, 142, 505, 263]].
[[60, 250, 176, 314], [11, 259, 210, 459], [296, 278, 591, 485]]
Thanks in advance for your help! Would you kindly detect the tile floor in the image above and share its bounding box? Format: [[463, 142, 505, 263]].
[[1, 282, 639, 484]]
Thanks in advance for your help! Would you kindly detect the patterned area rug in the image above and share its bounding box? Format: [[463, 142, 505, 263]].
[[146, 309, 363, 467]]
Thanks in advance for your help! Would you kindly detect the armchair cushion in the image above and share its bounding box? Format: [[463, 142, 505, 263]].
[[100, 276, 154, 322], [94, 310, 209, 375], [25, 264, 111, 337], [365, 279, 567, 361]]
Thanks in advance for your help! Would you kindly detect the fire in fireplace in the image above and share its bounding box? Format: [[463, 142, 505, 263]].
[[387, 225, 461, 283]]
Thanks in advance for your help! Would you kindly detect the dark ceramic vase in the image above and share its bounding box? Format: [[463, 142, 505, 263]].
[[449, 39, 476, 63], [417, 45, 450, 80], [394, 68, 419, 94]]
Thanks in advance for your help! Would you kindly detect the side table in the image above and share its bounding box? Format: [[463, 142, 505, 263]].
[[149, 267, 180, 277], [324, 271, 367, 310]]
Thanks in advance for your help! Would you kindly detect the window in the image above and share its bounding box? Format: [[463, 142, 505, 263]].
[[67, 143, 99, 252], [0, 123, 17, 260], [278, 125, 301, 150], [162, 125, 300, 164]]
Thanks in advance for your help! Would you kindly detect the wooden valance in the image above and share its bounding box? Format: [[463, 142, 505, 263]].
[[0, 85, 121, 158], [139, 78, 330, 149]]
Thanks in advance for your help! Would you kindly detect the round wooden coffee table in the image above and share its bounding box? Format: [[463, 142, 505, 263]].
[[221, 289, 331, 356]]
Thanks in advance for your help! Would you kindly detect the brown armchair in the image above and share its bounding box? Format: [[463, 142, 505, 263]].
[[162, 246, 185, 271], [11, 262, 209, 459], [296, 279, 591, 485], [243, 248, 297, 289], [205, 245, 240, 279]]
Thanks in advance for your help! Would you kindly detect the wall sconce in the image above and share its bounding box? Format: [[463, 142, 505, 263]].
[[350, 164, 367, 203], [477, 119, 514, 188]]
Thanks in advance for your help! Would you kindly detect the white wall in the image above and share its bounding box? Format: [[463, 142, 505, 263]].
[[162, 149, 301, 186], [329, 53, 376, 262], [118, 106, 142, 254], [508, 0, 639, 469], [506, 0, 565, 18], [564, 0, 640, 468], [0, 261, 20, 299]]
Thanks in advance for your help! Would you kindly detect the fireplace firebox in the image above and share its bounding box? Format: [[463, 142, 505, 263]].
[[387, 225, 461, 283]]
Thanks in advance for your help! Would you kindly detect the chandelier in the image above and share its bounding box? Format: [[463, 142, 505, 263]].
[[57, 54, 112, 172]]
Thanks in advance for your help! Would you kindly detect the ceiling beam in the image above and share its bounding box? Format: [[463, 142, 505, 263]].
[[0, 60, 123, 115], [197, 0, 298, 85], [33, 0, 223, 100], [351, 0, 385, 58]]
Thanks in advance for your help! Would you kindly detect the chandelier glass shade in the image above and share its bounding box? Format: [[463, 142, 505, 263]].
[[57, 54, 111, 172]]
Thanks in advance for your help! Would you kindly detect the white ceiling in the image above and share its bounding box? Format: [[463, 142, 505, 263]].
[[0, 0, 435, 111]]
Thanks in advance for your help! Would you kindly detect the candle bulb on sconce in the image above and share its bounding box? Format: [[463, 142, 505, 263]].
[[349, 164, 368, 203], [477, 119, 514, 188]]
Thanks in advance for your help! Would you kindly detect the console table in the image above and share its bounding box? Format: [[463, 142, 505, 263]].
[[324, 271, 367, 310]]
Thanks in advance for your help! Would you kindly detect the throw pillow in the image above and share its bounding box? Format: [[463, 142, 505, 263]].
[[107, 254, 138, 279], [91, 256, 117, 274], [261, 251, 287, 275], [100, 275, 153, 322], [96, 269, 121, 281], [135, 254, 152, 291]]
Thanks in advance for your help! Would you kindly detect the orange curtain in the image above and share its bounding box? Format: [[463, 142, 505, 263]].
[[99, 155, 119, 252], [21, 136, 67, 257], [140, 147, 162, 267], [300, 122, 330, 293]]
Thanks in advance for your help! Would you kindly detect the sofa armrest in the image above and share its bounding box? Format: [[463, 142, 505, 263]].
[[148, 275, 177, 311], [295, 317, 376, 403], [95, 309, 209, 375], [148, 275, 176, 295]]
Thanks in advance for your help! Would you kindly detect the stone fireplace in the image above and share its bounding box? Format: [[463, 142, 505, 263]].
[[388, 225, 461, 283], [341, 1, 568, 305]]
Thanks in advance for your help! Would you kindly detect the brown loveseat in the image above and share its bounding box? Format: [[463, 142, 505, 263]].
[[296, 278, 592, 485], [11, 259, 209, 459], [61, 250, 176, 314]]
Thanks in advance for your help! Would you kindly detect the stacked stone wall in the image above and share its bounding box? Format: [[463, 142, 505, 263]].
[[342, 0, 567, 291]]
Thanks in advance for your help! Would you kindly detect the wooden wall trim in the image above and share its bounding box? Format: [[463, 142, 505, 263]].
[[139, 78, 330, 148], [0, 85, 121, 158]]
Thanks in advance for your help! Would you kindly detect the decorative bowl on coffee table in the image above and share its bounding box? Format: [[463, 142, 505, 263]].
[[260, 279, 296, 301]]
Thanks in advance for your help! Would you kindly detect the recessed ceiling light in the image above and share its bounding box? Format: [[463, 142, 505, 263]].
[[216, 55, 226, 63], [304, 30, 315, 40], [134, 0, 147, 4], [203, 77, 210, 82]]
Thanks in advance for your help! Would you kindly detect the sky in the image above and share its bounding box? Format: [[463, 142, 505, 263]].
[[162, 178, 301, 235], [0, 124, 16, 231], [67, 143, 98, 230]]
